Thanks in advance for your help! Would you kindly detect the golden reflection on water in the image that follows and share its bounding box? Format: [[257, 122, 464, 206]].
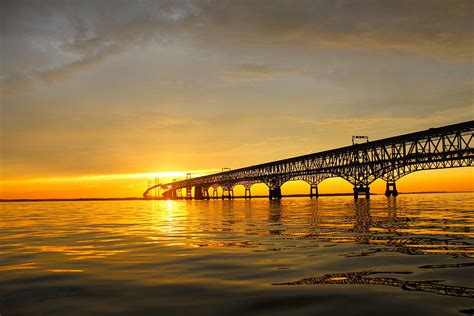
[[0, 262, 37, 271], [144, 195, 474, 256], [1, 194, 473, 263]]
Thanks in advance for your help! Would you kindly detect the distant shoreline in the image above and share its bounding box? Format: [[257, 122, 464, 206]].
[[1, 191, 473, 202]]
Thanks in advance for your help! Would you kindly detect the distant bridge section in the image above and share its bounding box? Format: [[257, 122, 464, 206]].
[[144, 120, 473, 200]]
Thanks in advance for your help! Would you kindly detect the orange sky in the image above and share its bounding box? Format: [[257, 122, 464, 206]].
[[1, 168, 473, 199], [1, 1, 473, 199]]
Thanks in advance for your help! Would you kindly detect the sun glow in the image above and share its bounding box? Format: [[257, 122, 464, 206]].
[[1, 168, 472, 200], [1, 170, 220, 184], [0, 169, 219, 199]]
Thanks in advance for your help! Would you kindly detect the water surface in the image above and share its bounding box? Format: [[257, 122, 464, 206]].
[[1, 193, 473, 315]]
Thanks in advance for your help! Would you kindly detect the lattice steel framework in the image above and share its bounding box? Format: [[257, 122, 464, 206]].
[[144, 121, 473, 199]]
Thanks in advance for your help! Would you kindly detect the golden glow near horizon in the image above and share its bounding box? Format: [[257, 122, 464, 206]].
[[0, 170, 218, 199], [1, 168, 473, 199], [1, 1, 473, 199]]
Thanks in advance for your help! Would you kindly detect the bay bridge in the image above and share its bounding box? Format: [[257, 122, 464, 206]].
[[143, 120, 473, 200]]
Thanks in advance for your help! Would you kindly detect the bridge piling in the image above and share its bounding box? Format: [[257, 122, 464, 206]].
[[385, 182, 398, 197], [269, 187, 282, 200], [310, 184, 319, 198], [185, 187, 192, 200], [354, 186, 370, 199], [204, 188, 210, 200], [245, 187, 252, 199], [195, 185, 209, 200], [222, 187, 234, 200], [162, 189, 177, 200]]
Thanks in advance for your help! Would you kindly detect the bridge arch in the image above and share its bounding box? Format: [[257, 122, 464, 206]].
[[382, 159, 473, 183], [143, 184, 165, 199], [231, 181, 261, 199], [288, 173, 335, 198]]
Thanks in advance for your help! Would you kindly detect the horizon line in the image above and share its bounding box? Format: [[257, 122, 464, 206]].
[[2, 190, 473, 202]]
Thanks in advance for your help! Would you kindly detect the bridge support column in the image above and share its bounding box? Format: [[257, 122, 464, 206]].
[[212, 188, 219, 199], [222, 187, 234, 200], [185, 187, 192, 200], [385, 182, 398, 197], [310, 184, 319, 198], [163, 190, 177, 200], [194, 185, 205, 200], [353, 186, 370, 199], [203, 188, 210, 200], [245, 187, 252, 199], [269, 186, 282, 200]]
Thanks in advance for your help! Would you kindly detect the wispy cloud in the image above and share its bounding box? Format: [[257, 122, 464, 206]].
[[224, 63, 299, 83], [193, 0, 473, 61], [1, 0, 472, 89], [1, 0, 199, 88]]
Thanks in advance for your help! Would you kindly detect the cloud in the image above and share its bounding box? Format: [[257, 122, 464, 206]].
[[224, 63, 299, 83], [1, 0, 472, 90], [2, 104, 471, 180], [38, 52, 108, 84], [195, 0, 473, 61], [1, 0, 200, 88]]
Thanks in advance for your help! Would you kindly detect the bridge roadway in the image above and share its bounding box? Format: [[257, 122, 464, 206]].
[[143, 120, 473, 200]]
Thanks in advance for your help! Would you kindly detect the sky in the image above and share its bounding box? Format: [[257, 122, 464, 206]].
[[1, 0, 473, 198]]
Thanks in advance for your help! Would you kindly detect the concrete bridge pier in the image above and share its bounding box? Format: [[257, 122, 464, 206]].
[[310, 184, 319, 198], [385, 182, 398, 197], [353, 186, 370, 199], [185, 187, 192, 200], [194, 185, 210, 200], [194, 185, 203, 200], [212, 188, 219, 199], [203, 187, 210, 200], [222, 187, 234, 200], [269, 187, 282, 200], [163, 189, 177, 200], [244, 187, 252, 199]]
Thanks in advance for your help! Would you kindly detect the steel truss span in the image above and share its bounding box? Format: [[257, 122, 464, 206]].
[[144, 121, 473, 200]]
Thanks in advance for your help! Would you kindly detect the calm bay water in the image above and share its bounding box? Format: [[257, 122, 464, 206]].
[[1, 193, 473, 315]]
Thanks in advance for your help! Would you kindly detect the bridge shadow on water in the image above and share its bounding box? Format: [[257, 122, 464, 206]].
[[249, 197, 474, 304], [273, 270, 474, 299], [182, 194, 474, 311]]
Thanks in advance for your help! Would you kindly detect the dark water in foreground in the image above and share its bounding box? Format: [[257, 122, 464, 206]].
[[1, 194, 473, 316]]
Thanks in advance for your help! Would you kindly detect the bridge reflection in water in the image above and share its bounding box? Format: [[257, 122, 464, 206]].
[[273, 270, 474, 299], [272, 198, 474, 300], [144, 121, 473, 200]]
